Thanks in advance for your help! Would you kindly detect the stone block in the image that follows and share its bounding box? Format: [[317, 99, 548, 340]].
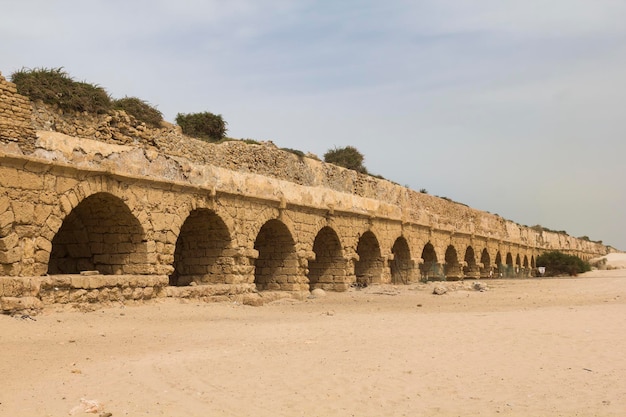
[[17, 171, 44, 190], [0, 210, 14, 230], [0, 195, 9, 214], [69, 289, 88, 303], [53, 288, 70, 304], [87, 276, 106, 289], [0, 232, 18, 250], [131, 288, 144, 300], [86, 289, 100, 302], [0, 166, 19, 188], [70, 275, 88, 289], [34, 236, 52, 253], [0, 247, 22, 264], [0, 296, 43, 313]]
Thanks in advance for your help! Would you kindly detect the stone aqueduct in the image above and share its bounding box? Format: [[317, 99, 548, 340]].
[[0, 73, 609, 309]]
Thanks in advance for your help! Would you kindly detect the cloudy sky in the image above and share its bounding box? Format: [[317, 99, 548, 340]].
[[2, 0, 625, 250]]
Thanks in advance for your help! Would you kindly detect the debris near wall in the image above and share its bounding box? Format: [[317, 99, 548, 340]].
[[0, 274, 169, 315]]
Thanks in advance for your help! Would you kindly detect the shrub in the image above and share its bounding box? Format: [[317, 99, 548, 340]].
[[175, 111, 227, 142], [11, 67, 112, 114], [324, 146, 367, 173], [113, 97, 163, 128], [241, 138, 260, 145], [281, 148, 306, 158], [536, 251, 591, 276]]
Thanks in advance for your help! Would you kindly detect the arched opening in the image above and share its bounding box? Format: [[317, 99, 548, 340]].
[[495, 252, 503, 277], [523, 255, 530, 277], [420, 242, 440, 280], [463, 246, 477, 278], [505, 252, 514, 278], [254, 219, 298, 291], [515, 254, 522, 277], [308, 226, 344, 291], [355, 231, 383, 286], [445, 245, 462, 280], [391, 236, 412, 284], [48, 192, 146, 275], [531, 255, 536, 269], [480, 249, 492, 278], [170, 209, 231, 286]]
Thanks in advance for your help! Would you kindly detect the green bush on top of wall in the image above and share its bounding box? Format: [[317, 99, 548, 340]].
[[11, 67, 112, 114]]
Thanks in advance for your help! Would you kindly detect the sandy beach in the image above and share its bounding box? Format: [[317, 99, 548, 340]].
[[1, 260, 625, 417]]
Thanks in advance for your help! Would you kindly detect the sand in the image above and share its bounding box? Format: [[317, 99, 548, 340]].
[[1, 261, 625, 417]]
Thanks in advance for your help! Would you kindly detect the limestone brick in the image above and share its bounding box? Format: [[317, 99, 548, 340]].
[[0, 232, 18, 251], [11, 201, 35, 224]]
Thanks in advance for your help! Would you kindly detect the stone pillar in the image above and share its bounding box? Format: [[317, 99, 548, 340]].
[[445, 261, 464, 281], [239, 247, 259, 286], [380, 254, 391, 284], [464, 260, 482, 279]]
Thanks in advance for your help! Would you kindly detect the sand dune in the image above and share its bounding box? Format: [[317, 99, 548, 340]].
[[1, 269, 625, 417], [591, 252, 626, 270]]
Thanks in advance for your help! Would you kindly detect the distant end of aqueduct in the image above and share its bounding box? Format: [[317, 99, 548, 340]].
[[0, 72, 611, 312]]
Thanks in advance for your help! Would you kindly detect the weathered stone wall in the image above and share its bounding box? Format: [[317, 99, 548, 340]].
[[0, 72, 612, 313], [0, 72, 36, 152]]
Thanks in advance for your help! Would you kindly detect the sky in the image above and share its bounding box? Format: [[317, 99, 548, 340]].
[[2, 0, 625, 250]]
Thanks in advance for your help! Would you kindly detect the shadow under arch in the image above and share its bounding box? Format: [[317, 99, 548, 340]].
[[170, 208, 232, 286], [391, 236, 412, 284], [420, 242, 440, 281], [463, 246, 477, 278], [254, 219, 299, 291], [444, 245, 462, 280], [495, 251, 503, 277], [504, 252, 514, 277], [355, 231, 383, 286], [480, 248, 491, 278], [308, 226, 344, 291], [48, 192, 146, 275]]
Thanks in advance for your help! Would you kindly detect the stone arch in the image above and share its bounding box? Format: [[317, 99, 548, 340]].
[[463, 246, 478, 278], [355, 231, 383, 286], [246, 206, 283, 244], [515, 254, 522, 277], [170, 208, 232, 286], [444, 245, 463, 280], [254, 219, 302, 291], [522, 255, 530, 277], [495, 251, 503, 277], [420, 242, 441, 280], [308, 226, 345, 291], [390, 236, 412, 284], [480, 248, 492, 278], [504, 252, 514, 277], [48, 192, 147, 275], [531, 255, 536, 269]]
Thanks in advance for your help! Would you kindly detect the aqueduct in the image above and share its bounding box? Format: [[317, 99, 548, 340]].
[[0, 73, 609, 310]]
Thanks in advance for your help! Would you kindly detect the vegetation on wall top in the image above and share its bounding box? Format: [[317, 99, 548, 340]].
[[324, 146, 368, 174], [175, 111, 228, 142], [11, 67, 165, 129], [11, 67, 112, 114], [113, 97, 163, 128]]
